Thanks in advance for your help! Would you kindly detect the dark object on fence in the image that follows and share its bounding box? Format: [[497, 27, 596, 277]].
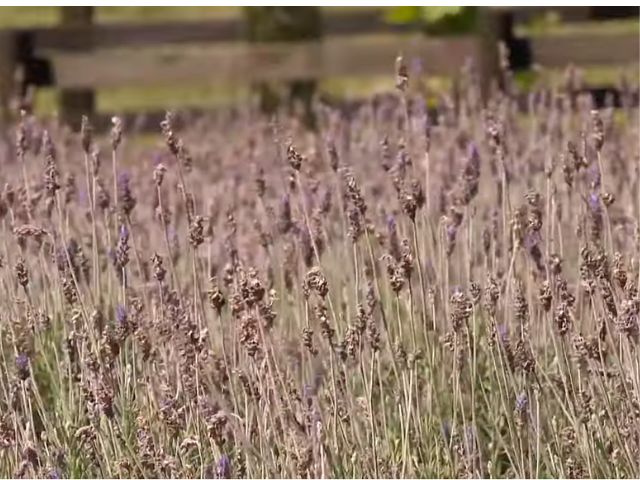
[[15, 32, 54, 92], [244, 6, 322, 126], [498, 12, 531, 71]]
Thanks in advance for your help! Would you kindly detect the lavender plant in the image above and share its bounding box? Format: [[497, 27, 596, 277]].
[[0, 57, 638, 479]]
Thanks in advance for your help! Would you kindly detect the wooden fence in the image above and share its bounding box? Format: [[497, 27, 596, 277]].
[[0, 6, 638, 127]]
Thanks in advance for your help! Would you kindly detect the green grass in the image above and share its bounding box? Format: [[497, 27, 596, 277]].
[[33, 83, 248, 116], [28, 63, 635, 118]]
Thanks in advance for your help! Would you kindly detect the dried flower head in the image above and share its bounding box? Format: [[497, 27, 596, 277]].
[[111, 116, 123, 151], [287, 144, 304, 171], [153, 163, 167, 187], [80, 116, 93, 154], [591, 110, 604, 151], [395, 54, 409, 92]]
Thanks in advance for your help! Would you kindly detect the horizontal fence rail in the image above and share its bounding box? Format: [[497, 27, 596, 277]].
[[530, 32, 639, 68], [48, 31, 640, 90], [51, 35, 479, 89], [0, 6, 638, 126], [26, 10, 421, 51]]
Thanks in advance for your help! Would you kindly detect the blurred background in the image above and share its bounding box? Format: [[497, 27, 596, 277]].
[[0, 6, 638, 130]]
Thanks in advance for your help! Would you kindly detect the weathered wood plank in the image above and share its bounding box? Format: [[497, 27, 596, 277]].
[[49, 30, 639, 91], [59, 7, 95, 127], [476, 8, 501, 101], [51, 34, 478, 89], [530, 32, 639, 68]]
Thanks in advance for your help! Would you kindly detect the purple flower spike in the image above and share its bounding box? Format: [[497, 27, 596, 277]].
[[588, 193, 601, 214], [468, 142, 480, 168], [524, 230, 541, 251], [116, 304, 127, 326], [168, 226, 178, 243], [78, 188, 89, 207], [16, 353, 30, 380], [497, 324, 509, 345], [16, 353, 29, 369], [303, 383, 315, 399], [118, 171, 130, 186], [216, 454, 231, 479], [119, 224, 129, 241], [47, 468, 62, 479], [446, 224, 458, 243], [516, 392, 529, 412], [386, 215, 397, 233]]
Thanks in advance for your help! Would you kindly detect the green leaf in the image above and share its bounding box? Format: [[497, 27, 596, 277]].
[[418, 6, 463, 24], [385, 6, 422, 24]]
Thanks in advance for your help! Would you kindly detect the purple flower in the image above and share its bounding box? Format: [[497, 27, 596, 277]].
[[386, 215, 397, 234], [515, 392, 528, 412], [78, 188, 88, 208], [396, 148, 411, 170], [16, 353, 29, 380], [55, 247, 68, 272], [278, 195, 293, 234], [118, 171, 130, 188], [67, 238, 79, 256], [588, 193, 601, 215], [446, 224, 458, 243], [47, 468, 62, 479], [468, 142, 480, 170], [216, 454, 231, 479], [303, 383, 316, 399], [497, 323, 509, 345], [167, 226, 178, 243], [524, 230, 541, 251], [115, 304, 127, 326], [524, 230, 545, 272], [119, 224, 129, 242]]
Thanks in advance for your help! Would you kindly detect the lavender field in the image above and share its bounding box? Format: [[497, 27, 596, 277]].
[[0, 59, 639, 478]]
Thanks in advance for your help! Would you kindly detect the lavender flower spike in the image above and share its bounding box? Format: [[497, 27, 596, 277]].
[[216, 454, 231, 479]]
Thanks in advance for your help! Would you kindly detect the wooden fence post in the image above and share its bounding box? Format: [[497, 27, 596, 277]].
[[476, 7, 501, 103], [244, 6, 322, 125], [59, 6, 95, 128]]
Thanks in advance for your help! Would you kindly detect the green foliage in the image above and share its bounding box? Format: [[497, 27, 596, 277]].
[[386, 6, 477, 35]]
